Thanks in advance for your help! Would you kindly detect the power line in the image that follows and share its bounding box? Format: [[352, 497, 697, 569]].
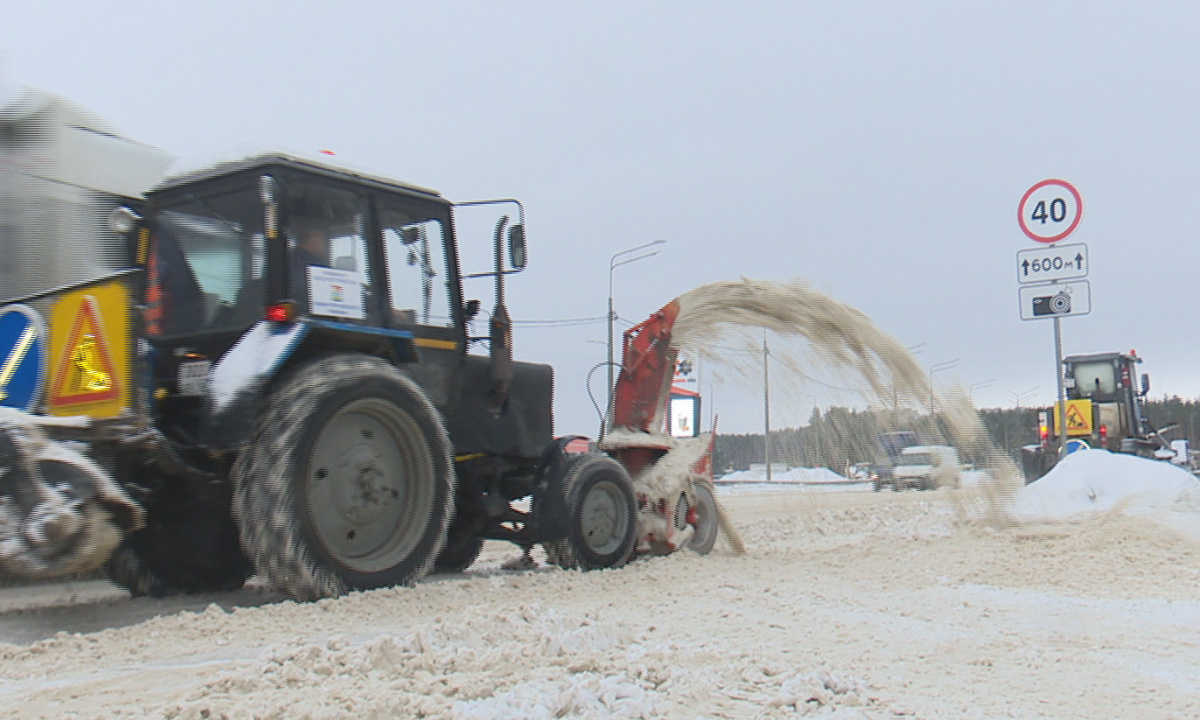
[[513, 316, 607, 328]]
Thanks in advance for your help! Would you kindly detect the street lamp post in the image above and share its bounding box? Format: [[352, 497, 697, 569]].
[[603, 240, 666, 439], [1005, 385, 1039, 455], [929, 358, 959, 413], [1008, 386, 1039, 409], [895, 342, 926, 410], [968, 379, 994, 404]]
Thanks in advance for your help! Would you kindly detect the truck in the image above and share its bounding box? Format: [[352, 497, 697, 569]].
[[0, 87, 722, 600], [890, 445, 960, 491], [1020, 350, 1191, 481]]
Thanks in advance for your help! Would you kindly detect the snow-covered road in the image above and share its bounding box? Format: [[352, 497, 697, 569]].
[[3, 450, 1200, 719]]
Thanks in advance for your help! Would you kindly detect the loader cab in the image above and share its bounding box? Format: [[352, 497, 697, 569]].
[[1062, 351, 1148, 450]]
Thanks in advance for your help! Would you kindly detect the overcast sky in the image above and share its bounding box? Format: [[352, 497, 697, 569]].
[[5, 2, 1199, 434]]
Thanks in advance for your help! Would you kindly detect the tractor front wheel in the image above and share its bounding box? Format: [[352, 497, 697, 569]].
[[543, 453, 637, 571]]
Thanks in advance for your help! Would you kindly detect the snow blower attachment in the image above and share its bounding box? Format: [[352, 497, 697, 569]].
[[0, 410, 143, 577], [603, 299, 739, 556]]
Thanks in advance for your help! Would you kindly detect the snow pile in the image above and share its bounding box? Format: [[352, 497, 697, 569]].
[[717, 466, 853, 484], [1011, 450, 1200, 527], [454, 673, 657, 720], [960, 469, 991, 487], [777, 466, 850, 483], [153, 604, 663, 720]]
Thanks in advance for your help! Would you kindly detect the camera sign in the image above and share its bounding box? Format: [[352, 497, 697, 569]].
[[1017, 243, 1088, 284], [1019, 280, 1091, 321]]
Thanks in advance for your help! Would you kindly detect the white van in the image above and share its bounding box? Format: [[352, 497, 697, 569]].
[[892, 445, 960, 490]]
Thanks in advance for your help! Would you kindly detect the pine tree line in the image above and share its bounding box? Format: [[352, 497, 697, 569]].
[[713, 397, 1200, 475]]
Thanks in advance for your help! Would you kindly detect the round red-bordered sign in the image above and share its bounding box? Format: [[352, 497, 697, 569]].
[[1018, 179, 1083, 244]]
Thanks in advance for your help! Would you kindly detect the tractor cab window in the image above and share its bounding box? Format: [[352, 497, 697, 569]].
[[147, 188, 264, 336], [380, 200, 453, 329], [1068, 360, 1117, 399], [285, 185, 373, 323]]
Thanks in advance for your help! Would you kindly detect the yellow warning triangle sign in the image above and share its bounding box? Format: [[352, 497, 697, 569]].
[[1056, 398, 1094, 437], [1065, 403, 1088, 430], [49, 295, 119, 406]]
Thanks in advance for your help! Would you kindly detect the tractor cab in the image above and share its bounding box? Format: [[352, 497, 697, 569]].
[[1061, 350, 1149, 451], [130, 153, 510, 451], [1023, 350, 1166, 481]]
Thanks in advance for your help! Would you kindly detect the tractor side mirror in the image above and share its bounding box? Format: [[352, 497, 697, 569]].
[[1141, 373, 1150, 397], [463, 299, 480, 321], [508, 224, 527, 270], [108, 206, 142, 235], [400, 226, 422, 245]]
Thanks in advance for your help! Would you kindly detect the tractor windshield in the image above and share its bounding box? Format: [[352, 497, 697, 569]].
[[146, 187, 264, 336], [1068, 360, 1118, 399]]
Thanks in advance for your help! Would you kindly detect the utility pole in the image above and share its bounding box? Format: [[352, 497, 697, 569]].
[[763, 330, 771, 482], [929, 358, 959, 413]]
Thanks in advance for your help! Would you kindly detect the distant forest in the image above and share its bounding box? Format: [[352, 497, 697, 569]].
[[712, 396, 1200, 474]]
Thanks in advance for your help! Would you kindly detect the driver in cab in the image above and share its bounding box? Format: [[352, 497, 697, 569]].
[[289, 217, 330, 300]]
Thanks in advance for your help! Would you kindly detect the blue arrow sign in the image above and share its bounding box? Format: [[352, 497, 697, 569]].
[[0, 305, 47, 412]]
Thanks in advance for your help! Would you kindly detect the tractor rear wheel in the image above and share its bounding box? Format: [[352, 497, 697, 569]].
[[233, 354, 454, 601], [543, 453, 637, 570]]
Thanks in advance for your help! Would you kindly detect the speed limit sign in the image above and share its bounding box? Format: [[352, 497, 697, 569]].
[[1018, 179, 1083, 244]]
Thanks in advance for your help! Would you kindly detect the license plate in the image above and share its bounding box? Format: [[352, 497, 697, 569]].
[[178, 360, 212, 396]]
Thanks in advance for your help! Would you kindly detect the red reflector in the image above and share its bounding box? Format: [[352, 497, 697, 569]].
[[265, 302, 296, 323]]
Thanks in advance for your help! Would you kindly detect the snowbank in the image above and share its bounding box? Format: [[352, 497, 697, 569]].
[[717, 466, 852, 485], [1012, 449, 1200, 526]]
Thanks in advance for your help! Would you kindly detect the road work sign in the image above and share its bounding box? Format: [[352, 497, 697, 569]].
[[1017, 243, 1088, 284], [47, 283, 131, 417], [1056, 398, 1094, 437]]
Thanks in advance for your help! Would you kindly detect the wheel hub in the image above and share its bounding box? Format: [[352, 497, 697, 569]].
[[307, 405, 419, 566], [581, 480, 626, 554], [329, 446, 398, 525]]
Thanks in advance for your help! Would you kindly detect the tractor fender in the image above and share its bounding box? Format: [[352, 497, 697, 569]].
[[204, 321, 308, 449], [204, 320, 418, 449]]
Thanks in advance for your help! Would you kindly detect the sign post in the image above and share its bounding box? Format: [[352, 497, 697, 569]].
[[1017, 179, 1086, 461]]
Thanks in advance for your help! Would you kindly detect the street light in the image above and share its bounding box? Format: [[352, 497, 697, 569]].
[[894, 342, 926, 410], [929, 358, 959, 413], [1009, 385, 1039, 408], [604, 239, 666, 439], [968, 379, 994, 404]]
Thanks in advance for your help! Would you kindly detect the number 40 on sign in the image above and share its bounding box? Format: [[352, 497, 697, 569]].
[[1018, 179, 1083, 244]]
